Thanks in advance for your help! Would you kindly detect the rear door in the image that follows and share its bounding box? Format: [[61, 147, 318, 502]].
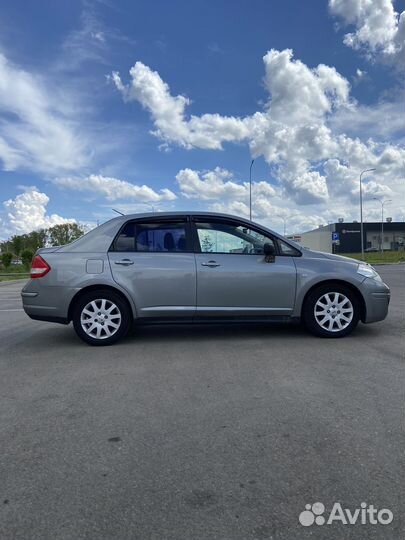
[[193, 217, 297, 317], [108, 217, 196, 318]]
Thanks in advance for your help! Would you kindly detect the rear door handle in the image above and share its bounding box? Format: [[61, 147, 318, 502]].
[[201, 261, 221, 268], [114, 259, 134, 266]]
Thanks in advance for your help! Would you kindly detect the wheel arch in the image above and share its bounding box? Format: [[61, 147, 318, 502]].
[[300, 279, 366, 322], [67, 284, 136, 323]]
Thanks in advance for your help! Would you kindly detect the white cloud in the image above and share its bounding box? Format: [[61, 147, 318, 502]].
[[329, 98, 405, 139], [176, 167, 276, 205], [0, 52, 88, 174], [113, 48, 404, 208], [208, 195, 336, 236], [59, 7, 108, 71], [262, 50, 350, 123], [0, 187, 74, 238], [177, 167, 261, 200], [176, 167, 336, 234], [176, 158, 404, 233], [352, 68, 368, 85], [323, 158, 394, 202], [57, 4, 135, 73], [110, 62, 250, 150], [112, 50, 350, 154], [208, 186, 404, 236], [361, 179, 393, 199], [53, 174, 177, 202], [329, 0, 405, 60], [112, 50, 351, 204]]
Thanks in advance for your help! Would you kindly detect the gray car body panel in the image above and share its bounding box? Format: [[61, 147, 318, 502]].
[[21, 251, 137, 321], [194, 252, 297, 316], [21, 211, 390, 326], [108, 251, 196, 318]]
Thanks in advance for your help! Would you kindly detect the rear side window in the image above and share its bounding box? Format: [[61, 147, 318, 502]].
[[113, 222, 136, 252], [112, 220, 189, 252]]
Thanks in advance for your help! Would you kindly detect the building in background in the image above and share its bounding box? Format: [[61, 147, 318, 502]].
[[288, 221, 405, 254]]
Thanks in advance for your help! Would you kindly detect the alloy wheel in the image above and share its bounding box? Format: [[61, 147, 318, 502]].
[[314, 292, 354, 333], [80, 299, 122, 340]]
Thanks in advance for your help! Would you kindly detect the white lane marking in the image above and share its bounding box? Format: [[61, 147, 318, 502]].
[[0, 309, 24, 312]]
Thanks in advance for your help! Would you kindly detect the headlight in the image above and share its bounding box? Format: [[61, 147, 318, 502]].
[[357, 263, 382, 281]]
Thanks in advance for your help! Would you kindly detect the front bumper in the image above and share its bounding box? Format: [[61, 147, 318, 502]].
[[360, 278, 390, 323]]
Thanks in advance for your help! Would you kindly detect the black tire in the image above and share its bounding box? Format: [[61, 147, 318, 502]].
[[302, 284, 360, 338], [72, 290, 131, 346]]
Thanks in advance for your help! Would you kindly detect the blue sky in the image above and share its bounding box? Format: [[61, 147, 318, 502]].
[[0, 0, 404, 239]]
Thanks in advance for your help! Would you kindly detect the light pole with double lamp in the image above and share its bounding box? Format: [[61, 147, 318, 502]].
[[373, 198, 392, 252], [359, 168, 376, 260]]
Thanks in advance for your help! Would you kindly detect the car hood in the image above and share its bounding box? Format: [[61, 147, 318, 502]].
[[303, 249, 359, 265]]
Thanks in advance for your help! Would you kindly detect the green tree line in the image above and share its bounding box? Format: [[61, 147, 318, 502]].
[[1, 223, 85, 270]]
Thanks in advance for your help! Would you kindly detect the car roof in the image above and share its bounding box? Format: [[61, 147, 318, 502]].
[[120, 211, 251, 220]]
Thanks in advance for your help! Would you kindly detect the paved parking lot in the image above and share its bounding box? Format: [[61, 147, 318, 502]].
[[0, 265, 404, 540]]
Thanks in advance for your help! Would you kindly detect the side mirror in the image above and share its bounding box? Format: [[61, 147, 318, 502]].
[[263, 243, 275, 256], [263, 242, 276, 263]]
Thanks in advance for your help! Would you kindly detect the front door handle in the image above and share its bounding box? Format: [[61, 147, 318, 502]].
[[114, 259, 134, 266], [201, 260, 221, 268]]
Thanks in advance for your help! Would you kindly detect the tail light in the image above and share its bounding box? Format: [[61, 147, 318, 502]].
[[30, 255, 51, 278]]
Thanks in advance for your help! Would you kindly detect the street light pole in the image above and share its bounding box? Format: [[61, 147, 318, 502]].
[[359, 168, 376, 260], [373, 198, 392, 252], [275, 216, 287, 236], [249, 159, 255, 221]]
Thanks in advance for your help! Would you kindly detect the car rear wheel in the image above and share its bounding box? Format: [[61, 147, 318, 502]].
[[303, 284, 360, 338], [72, 290, 131, 346]]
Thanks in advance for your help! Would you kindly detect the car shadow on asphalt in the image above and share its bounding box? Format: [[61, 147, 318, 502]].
[[128, 321, 310, 343], [124, 319, 386, 344], [21, 318, 386, 350]]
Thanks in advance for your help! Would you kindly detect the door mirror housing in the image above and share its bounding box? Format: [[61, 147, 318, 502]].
[[263, 242, 276, 263], [263, 243, 275, 256]]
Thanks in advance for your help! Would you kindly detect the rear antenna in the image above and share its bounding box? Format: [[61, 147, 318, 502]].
[[112, 208, 125, 216]]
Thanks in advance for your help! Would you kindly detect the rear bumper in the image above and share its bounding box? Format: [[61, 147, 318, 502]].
[[21, 283, 78, 323], [361, 279, 390, 323], [27, 313, 69, 324], [22, 297, 69, 324]]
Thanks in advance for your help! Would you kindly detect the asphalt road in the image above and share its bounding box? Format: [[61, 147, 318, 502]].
[[0, 266, 404, 540]]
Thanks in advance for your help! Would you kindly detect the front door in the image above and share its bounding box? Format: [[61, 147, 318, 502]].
[[193, 218, 297, 317], [108, 217, 196, 318]]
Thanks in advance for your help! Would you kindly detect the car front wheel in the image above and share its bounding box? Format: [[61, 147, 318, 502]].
[[302, 284, 360, 338], [72, 290, 131, 346]]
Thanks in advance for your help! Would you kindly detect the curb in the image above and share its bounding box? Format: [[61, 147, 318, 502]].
[[371, 262, 405, 266], [0, 278, 28, 287]]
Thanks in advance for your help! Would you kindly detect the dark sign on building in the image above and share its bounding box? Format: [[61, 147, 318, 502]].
[[335, 222, 405, 253]]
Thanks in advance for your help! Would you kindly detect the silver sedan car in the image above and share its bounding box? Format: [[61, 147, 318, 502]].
[[21, 212, 390, 345]]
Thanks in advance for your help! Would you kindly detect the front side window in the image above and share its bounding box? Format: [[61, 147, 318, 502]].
[[113, 220, 188, 252], [195, 221, 275, 255], [278, 239, 301, 256]]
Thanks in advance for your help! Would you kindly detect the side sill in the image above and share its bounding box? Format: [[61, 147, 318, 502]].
[[135, 315, 298, 326]]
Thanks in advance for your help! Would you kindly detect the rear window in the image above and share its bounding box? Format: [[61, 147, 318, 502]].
[[112, 221, 189, 252]]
